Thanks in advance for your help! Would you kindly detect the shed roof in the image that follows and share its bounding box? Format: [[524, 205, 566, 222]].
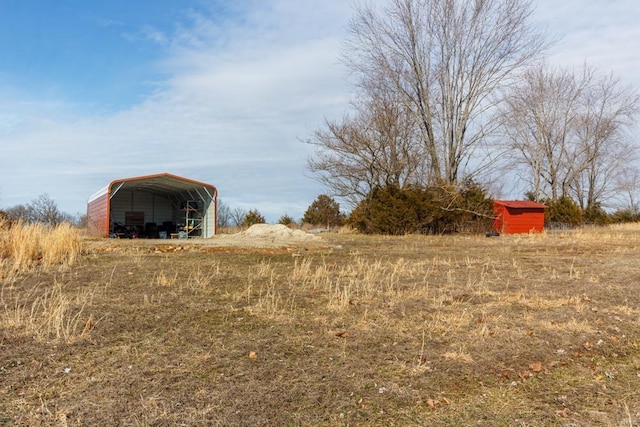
[[494, 200, 546, 209]]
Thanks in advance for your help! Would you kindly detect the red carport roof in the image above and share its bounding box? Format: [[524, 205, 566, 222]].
[[494, 200, 546, 209], [88, 172, 217, 203]]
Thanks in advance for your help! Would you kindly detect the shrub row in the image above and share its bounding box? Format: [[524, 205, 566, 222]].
[[349, 182, 494, 235]]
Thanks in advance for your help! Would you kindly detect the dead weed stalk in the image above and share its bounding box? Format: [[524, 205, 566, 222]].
[[1, 277, 93, 343]]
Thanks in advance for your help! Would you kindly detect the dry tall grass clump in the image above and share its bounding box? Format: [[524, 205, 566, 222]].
[[0, 223, 87, 345], [0, 221, 81, 275], [41, 222, 82, 268]]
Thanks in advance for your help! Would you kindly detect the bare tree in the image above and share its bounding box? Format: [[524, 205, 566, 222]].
[[500, 63, 585, 201], [30, 194, 66, 226], [615, 166, 640, 215], [307, 87, 428, 205], [6, 194, 68, 226], [501, 63, 639, 209], [571, 72, 639, 210], [230, 208, 247, 228], [5, 204, 31, 223], [216, 199, 232, 228], [342, 0, 547, 185]]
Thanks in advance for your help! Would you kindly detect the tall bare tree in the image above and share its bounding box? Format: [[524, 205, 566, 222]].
[[501, 64, 585, 201], [571, 73, 639, 210], [501, 63, 639, 209], [615, 166, 640, 215], [341, 0, 547, 185]]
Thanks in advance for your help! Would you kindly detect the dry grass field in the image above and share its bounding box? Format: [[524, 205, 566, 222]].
[[1, 223, 640, 426]]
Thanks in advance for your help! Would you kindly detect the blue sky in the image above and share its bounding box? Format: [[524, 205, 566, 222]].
[[0, 0, 176, 110], [0, 0, 639, 222]]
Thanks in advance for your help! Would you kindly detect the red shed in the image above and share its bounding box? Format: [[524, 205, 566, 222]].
[[493, 200, 546, 234], [87, 173, 217, 238]]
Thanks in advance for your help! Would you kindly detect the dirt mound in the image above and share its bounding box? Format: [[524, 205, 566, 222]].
[[237, 224, 321, 241], [214, 224, 323, 247]]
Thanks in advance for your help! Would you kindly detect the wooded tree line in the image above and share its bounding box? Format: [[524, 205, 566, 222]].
[[2, 194, 77, 227], [306, 0, 640, 230]]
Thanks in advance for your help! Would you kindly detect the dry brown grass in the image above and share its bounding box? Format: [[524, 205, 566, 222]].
[[1, 279, 93, 343], [0, 222, 81, 277], [0, 223, 87, 349], [1, 224, 640, 425]]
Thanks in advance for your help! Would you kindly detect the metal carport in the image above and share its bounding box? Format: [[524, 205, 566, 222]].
[[87, 173, 217, 238]]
